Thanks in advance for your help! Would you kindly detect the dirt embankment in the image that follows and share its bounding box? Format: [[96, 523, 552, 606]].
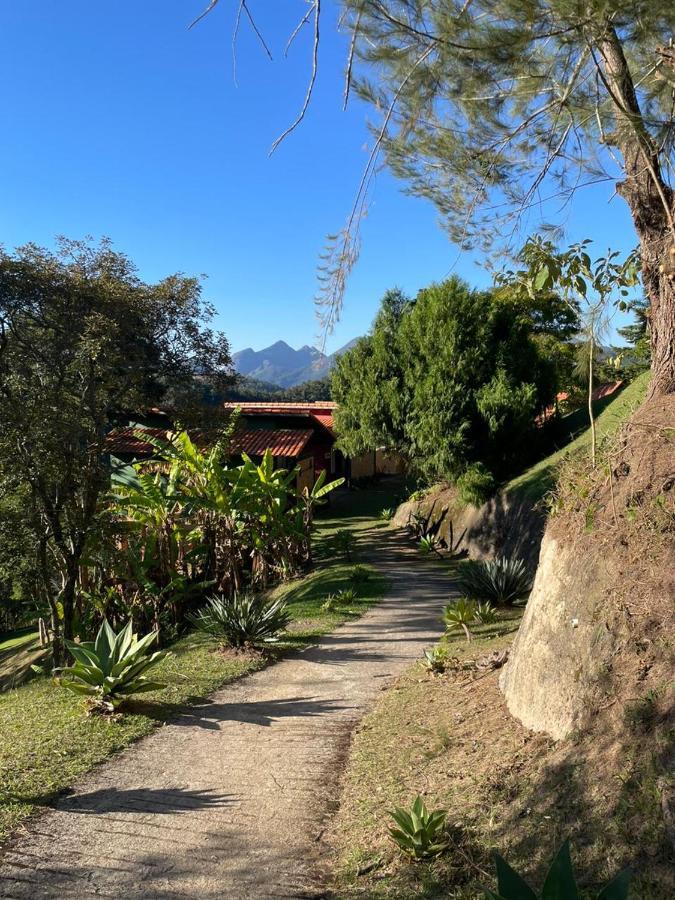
[[392, 483, 546, 570], [502, 393, 674, 740]]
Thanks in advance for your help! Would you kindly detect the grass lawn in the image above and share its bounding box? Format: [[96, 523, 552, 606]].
[[0, 478, 400, 844], [507, 372, 650, 502], [0, 627, 38, 654], [328, 609, 526, 899]]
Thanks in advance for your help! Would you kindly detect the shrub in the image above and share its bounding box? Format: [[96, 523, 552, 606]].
[[55, 620, 167, 713], [486, 838, 630, 899], [443, 598, 477, 642], [388, 795, 447, 860], [190, 594, 291, 648], [321, 594, 338, 613], [457, 556, 532, 605], [322, 588, 358, 613], [457, 463, 497, 506], [350, 565, 372, 586], [379, 507, 394, 520]]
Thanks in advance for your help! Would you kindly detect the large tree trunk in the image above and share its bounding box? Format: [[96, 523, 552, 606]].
[[597, 26, 675, 397]]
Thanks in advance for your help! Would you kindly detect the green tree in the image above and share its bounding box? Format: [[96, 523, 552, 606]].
[[339, 0, 675, 397], [500, 237, 640, 465], [334, 277, 555, 482], [332, 288, 410, 458], [0, 238, 233, 663], [399, 277, 553, 480], [616, 297, 651, 377]]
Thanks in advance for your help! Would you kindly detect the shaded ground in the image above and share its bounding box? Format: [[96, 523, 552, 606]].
[[0, 503, 453, 898]]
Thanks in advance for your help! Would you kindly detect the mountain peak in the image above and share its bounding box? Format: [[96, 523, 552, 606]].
[[233, 337, 358, 388]]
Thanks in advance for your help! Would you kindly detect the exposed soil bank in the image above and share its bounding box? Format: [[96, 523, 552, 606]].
[[393, 483, 546, 570], [502, 393, 675, 740]]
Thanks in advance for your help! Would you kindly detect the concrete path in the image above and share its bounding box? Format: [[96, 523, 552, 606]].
[[0, 525, 451, 899]]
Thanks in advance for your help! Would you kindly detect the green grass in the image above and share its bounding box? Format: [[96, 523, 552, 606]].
[[0, 478, 400, 844], [0, 632, 264, 840], [0, 626, 38, 654], [507, 372, 650, 502]]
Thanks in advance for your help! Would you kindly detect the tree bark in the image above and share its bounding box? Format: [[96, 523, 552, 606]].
[[596, 26, 675, 397]]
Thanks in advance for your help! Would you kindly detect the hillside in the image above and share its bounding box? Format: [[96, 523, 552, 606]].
[[233, 338, 358, 388], [507, 372, 651, 502]]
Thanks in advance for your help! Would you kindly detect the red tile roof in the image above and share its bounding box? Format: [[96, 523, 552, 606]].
[[223, 402, 337, 411], [231, 428, 313, 458], [105, 427, 169, 456], [223, 402, 336, 434], [106, 427, 313, 460]]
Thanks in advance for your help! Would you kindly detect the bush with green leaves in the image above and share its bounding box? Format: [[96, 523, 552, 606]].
[[388, 795, 447, 860], [443, 598, 478, 642], [456, 463, 496, 507], [55, 620, 167, 713], [190, 593, 291, 649], [379, 507, 394, 521], [458, 557, 532, 606], [485, 838, 630, 899]]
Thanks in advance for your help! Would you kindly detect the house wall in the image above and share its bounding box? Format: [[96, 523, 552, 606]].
[[375, 449, 407, 475], [350, 451, 377, 480]]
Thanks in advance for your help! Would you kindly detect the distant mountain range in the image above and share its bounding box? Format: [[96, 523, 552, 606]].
[[233, 339, 359, 388]]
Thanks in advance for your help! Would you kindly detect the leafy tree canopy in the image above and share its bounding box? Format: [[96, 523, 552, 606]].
[[333, 277, 558, 482], [0, 238, 234, 660]]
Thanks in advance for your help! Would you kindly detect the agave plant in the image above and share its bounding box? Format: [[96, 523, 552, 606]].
[[379, 507, 394, 521], [190, 593, 291, 648], [388, 795, 447, 860], [474, 600, 498, 624], [422, 645, 452, 674], [418, 534, 442, 556], [457, 556, 532, 605], [55, 620, 167, 713], [485, 838, 630, 899], [443, 598, 478, 642]]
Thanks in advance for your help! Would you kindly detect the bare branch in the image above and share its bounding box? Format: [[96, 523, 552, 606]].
[[270, 0, 320, 155], [343, 5, 364, 110], [316, 40, 438, 336], [189, 0, 220, 31], [285, 3, 314, 57]]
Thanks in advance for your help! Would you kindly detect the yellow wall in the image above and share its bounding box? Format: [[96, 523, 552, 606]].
[[350, 451, 376, 479]]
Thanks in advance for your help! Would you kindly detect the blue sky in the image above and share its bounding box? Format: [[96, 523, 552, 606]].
[[0, 1, 639, 354]]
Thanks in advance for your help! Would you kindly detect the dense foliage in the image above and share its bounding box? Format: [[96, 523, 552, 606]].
[[0, 239, 233, 661], [87, 434, 342, 642], [333, 278, 558, 484]]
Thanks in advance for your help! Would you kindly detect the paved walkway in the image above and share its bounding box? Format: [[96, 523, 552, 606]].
[[0, 524, 452, 899]]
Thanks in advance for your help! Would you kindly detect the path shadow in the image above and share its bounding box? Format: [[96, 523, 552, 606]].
[[128, 694, 353, 730], [55, 787, 234, 815]]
